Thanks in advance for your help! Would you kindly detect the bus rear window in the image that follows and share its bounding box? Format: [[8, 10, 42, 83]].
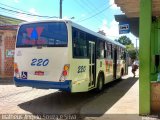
[[17, 22, 68, 47]]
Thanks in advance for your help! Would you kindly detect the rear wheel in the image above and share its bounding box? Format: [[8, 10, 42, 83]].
[[96, 73, 104, 92]]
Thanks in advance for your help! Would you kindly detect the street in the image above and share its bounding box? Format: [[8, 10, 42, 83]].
[[0, 67, 140, 120]]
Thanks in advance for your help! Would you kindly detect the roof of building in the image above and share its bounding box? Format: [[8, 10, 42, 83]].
[[115, 0, 160, 18], [114, 0, 160, 38], [0, 15, 24, 30], [0, 15, 24, 25]]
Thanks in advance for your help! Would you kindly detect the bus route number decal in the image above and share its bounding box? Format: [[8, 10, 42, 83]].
[[78, 66, 86, 73], [31, 59, 49, 66]]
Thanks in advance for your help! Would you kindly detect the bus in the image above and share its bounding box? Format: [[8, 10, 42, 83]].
[[14, 19, 127, 93]]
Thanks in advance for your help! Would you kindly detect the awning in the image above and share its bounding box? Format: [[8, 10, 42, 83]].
[[115, 0, 160, 18]]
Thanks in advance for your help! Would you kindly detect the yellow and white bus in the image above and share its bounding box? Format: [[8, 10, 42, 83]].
[[14, 20, 127, 92]]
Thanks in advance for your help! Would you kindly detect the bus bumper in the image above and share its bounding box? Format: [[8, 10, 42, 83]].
[[14, 77, 71, 92]]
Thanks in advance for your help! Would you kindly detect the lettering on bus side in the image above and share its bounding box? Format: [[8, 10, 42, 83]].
[[77, 66, 86, 73], [31, 58, 49, 66]]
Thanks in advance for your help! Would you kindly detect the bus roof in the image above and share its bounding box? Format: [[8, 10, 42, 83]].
[[19, 19, 126, 48]]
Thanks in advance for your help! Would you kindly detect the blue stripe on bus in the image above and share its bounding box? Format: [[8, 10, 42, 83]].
[[14, 77, 71, 92]]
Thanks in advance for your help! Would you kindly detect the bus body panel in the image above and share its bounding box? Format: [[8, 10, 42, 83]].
[[104, 59, 114, 83], [69, 59, 90, 92], [96, 59, 105, 84], [117, 60, 121, 78], [14, 21, 71, 90], [14, 47, 69, 82]]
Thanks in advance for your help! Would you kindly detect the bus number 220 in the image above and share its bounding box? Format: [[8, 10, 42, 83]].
[[31, 59, 49, 66], [78, 66, 86, 73]]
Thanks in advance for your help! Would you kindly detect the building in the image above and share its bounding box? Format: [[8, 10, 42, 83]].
[[0, 15, 24, 78], [114, 0, 160, 115]]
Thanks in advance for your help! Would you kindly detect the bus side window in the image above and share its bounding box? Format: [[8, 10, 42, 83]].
[[86, 34, 92, 57], [117, 46, 120, 59], [96, 40, 104, 59], [79, 31, 87, 57], [72, 28, 79, 57], [119, 47, 122, 59], [72, 27, 87, 58], [104, 42, 107, 58], [120, 48, 124, 59], [121, 48, 126, 60], [106, 42, 112, 59], [111, 44, 114, 59], [110, 44, 112, 59]]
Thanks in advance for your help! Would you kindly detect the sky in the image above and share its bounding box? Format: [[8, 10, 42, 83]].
[[0, 0, 139, 47]]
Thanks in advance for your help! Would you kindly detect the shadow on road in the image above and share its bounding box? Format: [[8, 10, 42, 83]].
[[18, 77, 138, 118]]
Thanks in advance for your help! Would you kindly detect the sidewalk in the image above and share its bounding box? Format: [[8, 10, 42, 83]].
[[84, 67, 140, 120]]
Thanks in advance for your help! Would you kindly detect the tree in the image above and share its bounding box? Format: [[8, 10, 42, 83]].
[[116, 35, 137, 60], [97, 30, 106, 36], [126, 44, 137, 60], [115, 36, 132, 45]]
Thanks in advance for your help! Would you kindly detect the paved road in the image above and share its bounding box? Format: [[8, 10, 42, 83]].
[[0, 67, 141, 120]]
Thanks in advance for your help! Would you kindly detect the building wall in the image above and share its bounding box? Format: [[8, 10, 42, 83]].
[[0, 30, 16, 78]]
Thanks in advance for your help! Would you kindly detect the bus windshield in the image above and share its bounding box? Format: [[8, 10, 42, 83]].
[[16, 22, 68, 47]]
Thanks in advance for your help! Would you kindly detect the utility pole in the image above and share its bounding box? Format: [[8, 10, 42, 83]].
[[60, 0, 62, 19]]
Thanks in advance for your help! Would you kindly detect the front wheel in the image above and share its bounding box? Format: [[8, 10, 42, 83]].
[[96, 74, 104, 92]]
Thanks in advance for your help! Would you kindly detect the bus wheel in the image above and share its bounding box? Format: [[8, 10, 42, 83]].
[[96, 73, 104, 92]]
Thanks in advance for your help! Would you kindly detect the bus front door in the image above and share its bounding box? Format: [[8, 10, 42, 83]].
[[89, 41, 96, 87]]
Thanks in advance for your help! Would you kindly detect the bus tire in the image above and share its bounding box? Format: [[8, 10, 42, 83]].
[[96, 73, 104, 92]]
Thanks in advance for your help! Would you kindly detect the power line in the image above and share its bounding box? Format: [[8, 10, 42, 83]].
[[85, 0, 110, 19], [74, 0, 94, 16], [81, 0, 96, 11], [0, 4, 58, 18], [81, 0, 104, 22], [0, 7, 57, 18], [86, 0, 98, 9], [0, 10, 25, 22], [0, 3, 30, 14], [77, 4, 113, 22], [74, 0, 104, 25], [0, 9, 18, 16]]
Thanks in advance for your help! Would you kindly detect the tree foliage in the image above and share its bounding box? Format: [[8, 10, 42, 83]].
[[116, 35, 137, 60], [115, 36, 132, 45]]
